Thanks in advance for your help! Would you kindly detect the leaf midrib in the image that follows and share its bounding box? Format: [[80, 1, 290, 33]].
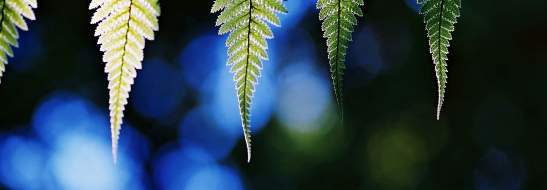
[[243, 0, 252, 125], [334, 0, 343, 112], [114, 0, 134, 125], [435, 0, 446, 119], [437, 0, 445, 67]]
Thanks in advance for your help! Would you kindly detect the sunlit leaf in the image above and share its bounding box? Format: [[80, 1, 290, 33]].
[[418, 0, 461, 120], [0, 0, 37, 84], [90, 0, 160, 162], [317, 0, 364, 117], [212, 0, 287, 162]]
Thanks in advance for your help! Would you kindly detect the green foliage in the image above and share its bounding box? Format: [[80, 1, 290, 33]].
[[90, 0, 160, 162], [0, 0, 37, 84], [212, 0, 287, 162], [317, 0, 364, 117], [418, 0, 461, 120]]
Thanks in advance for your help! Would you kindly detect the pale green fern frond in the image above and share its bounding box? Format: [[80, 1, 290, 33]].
[[0, 0, 37, 84], [212, 0, 287, 162], [418, 0, 460, 120], [317, 0, 364, 117], [90, 0, 160, 162]]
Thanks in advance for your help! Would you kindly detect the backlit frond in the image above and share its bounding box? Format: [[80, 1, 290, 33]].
[[0, 0, 37, 84], [317, 0, 364, 117], [90, 0, 160, 162], [418, 0, 461, 120], [212, 0, 287, 162]]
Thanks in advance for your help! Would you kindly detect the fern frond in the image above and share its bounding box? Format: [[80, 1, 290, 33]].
[[317, 0, 364, 117], [418, 0, 460, 120], [90, 0, 160, 162], [212, 0, 287, 162], [0, 0, 37, 84]]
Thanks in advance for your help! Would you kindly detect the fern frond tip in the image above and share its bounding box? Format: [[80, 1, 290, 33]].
[[245, 131, 251, 163], [111, 127, 119, 164], [419, 0, 460, 120], [90, 0, 160, 163], [318, 0, 364, 121], [213, 0, 286, 162]]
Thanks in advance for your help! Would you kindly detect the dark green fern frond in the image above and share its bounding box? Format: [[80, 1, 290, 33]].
[[212, 0, 287, 162], [317, 0, 364, 117], [0, 0, 37, 84], [418, 0, 461, 120]]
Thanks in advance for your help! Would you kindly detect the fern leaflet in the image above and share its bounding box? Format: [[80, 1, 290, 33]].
[[90, 0, 160, 162], [317, 0, 364, 117], [212, 0, 287, 162], [418, 0, 460, 120], [0, 0, 37, 84]]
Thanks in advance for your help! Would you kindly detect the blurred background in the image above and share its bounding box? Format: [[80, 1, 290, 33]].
[[0, 0, 546, 189]]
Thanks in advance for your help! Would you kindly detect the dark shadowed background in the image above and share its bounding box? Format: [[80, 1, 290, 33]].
[[0, 0, 546, 189]]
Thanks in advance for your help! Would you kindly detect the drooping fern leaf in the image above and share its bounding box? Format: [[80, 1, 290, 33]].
[[211, 0, 287, 162], [317, 0, 364, 117], [418, 0, 460, 120], [90, 0, 160, 162], [0, 0, 37, 84]]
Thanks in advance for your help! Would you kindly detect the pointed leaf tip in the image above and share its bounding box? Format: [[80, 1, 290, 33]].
[[247, 151, 251, 163], [245, 140, 251, 163], [243, 126, 252, 163], [436, 96, 443, 120], [111, 128, 119, 164], [436, 109, 441, 120]]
